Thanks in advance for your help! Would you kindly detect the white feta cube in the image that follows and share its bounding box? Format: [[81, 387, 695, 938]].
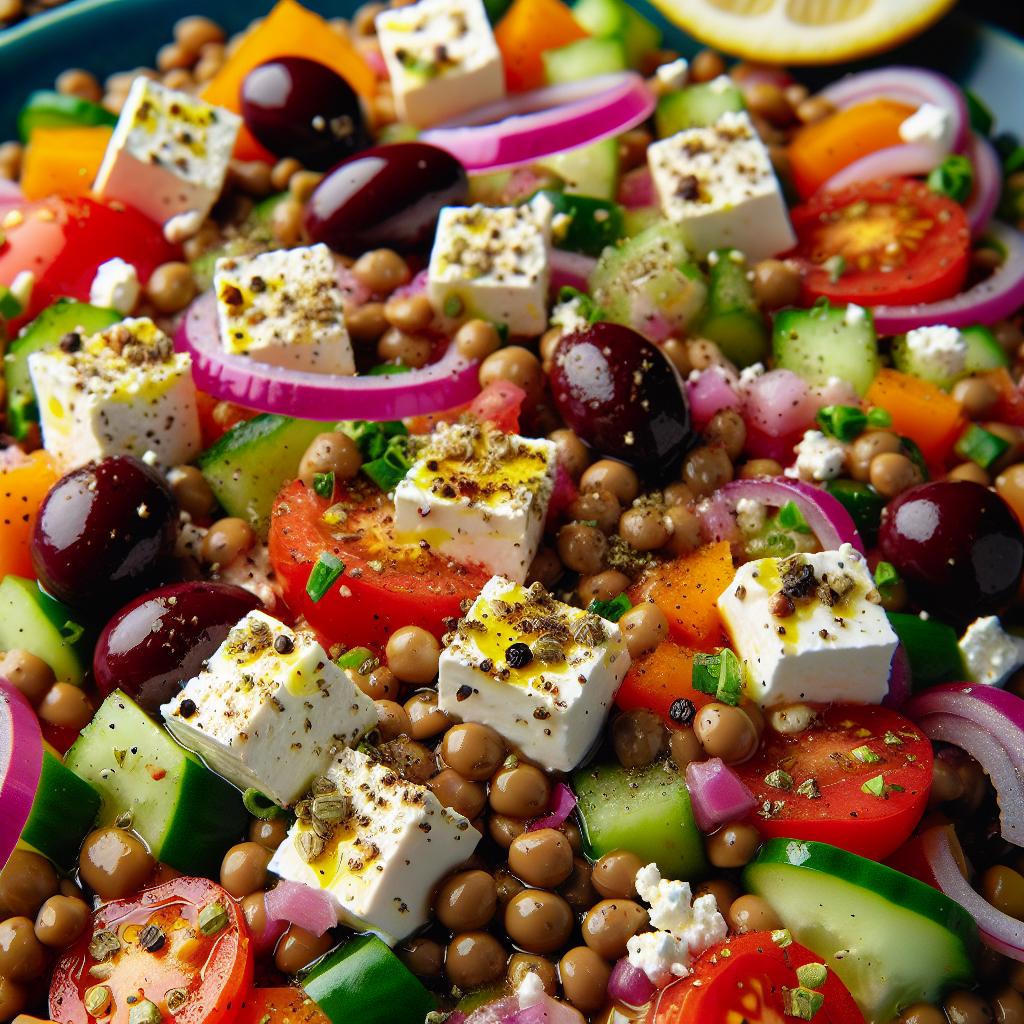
[[94, 77, 240, 230], [393, 421, 557, 583], [960, 616, 1024, 687], [717, 544, 899, 707], [214, 245, 355, 375], [428, 200, 552, 336], [28, 317, 201, 471], [437, 577, 631, 770], [268, 747, 479, 943], [647, 111, 796, 261], [89, 258, 140, 315], [785, 429, 847, 482], [376, 0, 504, 128], [904, 324, 967, 382], [161, 611, 376, 807]]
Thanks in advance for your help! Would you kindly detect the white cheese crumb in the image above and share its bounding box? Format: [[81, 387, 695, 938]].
[[89, 258, 140, 315], [517, 971, 546, 1009], [905, 324, 967, 381], [735, 497, 767, 534], [141, 450, 159, 467], [899, 102, 954, 147], [708, 74, 732, 95], [844, 304, 867, 326], [163, 209, 205, 244], [786, 430, 847, 482], [550, 296, 589, 337], [655, 58, 689, 91], [10, 271, 34, 309], [960, 616, 1024, 687], [738, 362, 766, 392]]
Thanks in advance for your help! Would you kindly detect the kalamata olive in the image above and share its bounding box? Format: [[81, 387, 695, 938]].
[[31, 457, 178, 612], [93, 582, 262, 711], [305, 142, 468, 255], [241, 57, 369, 171], [550, 323, 694, 474], [879, 480, 1024, 625]]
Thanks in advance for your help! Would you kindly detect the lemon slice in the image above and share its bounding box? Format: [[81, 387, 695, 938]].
[[652, 0, 957, 64]]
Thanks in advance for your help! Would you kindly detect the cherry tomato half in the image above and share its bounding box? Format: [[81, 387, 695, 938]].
[[789, 178, 970, 308], [50, 877, 253, 1024]]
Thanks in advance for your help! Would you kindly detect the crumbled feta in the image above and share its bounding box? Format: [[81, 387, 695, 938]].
[[655, 58, 690, 91], [738, 362, 766, 392], [844, 303, 867, 326], [161, 611, 377, 806], [517, 972, 547, 1009], [960, 616, 1024, 687], [376, 0, 504, 128], [904, 324, 967, 382], [717, 544, 899, 706], [899, 102, 954, 147], [628, 930, 691, 987], [89, 258, 140, 315], [437, 576, 631, 771], [549, 295, 589, 337], [214, 245, 355, 375], [647, 111, 796, 261], [28, 317, 201, 471], [735, 497, 768, 535], [393, 421, 557, 583], [428, 199, 552, 335], [94, 77, 240, 231], [786, 429, 846, 482], [708, 75, 733, 95]]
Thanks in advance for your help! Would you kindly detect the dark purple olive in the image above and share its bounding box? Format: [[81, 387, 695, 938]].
[[93, 582, 261, 711], [240, 57, 369, 171], [305, 142, 468, 255], [879, 480, 1024, 625], [549, 322, 694, 473], [31, 456, 178, 612]]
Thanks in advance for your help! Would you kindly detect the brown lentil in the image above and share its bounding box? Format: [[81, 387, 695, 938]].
[[898, 1005, 948, 1024], [739, 458, 784, 479], [375, 699, 412, 741], [612, 708, 668, 769], [378, 327, 434, 368], [0, 650, 54, 707], [727, 894, 782, 933], [577, 570, 631, 606], [983, 866, 1024, 921], [507, 953, 558, 996], [618, 603, 669, 659], [274, 925, 334, 975], [38, 683, 93, 731], [489, 815, 529, 850], [429, 769, 487, 819], [694, 702, 759, 764], [478, 347, 544, 404], [219, 842, 271, 899], [591, 850, 643, 900], [557, 522, 608, 575], [33, 895, 89, 949], [707, 823, 762, 868], [869, 452, 920, 498], [508, 829, 574, 888], [559, 857, 598, 912], [580, 899, 648, 960], [441, 723, 505, 781], [455, 319, 502, 361], [943, 990, 994, 1024], [55, 68, 103, 103], [249, 817, 289, 850], [581, 460, 640, 504], [504, 890, 574, 954], [0, 918, 48, 983], [445, 931, 506, 988], [78, 828, 154, 901], [549, 429, 590, 480], [386, 626, 440, 684], [404, 690, 450, 741], [0, 851, 59, 920], [953, 377, 999, 419], [849, 430, 902, 481], [567, 489, 622, 535], [527, 547, 563, 589], [202, 517, 255, 566], [683, 445, 733, 497], [174, 14, 225, 54], [670, 727, 704, 771], [560, 945, 613, 1014], [992, 986, 1024, 1024], [346, 302, 389, 343], [660, 337, 692, 376], [690, 49, 726, 82], [949, 462, 991, 486], [664, 504, 703, 556], [435, 870, 497, 931], [398, 937, 444, 978], [619, 506, 671, 552]]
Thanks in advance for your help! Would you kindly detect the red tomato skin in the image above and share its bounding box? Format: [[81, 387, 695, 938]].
[[468, 380, 525, 433], [0, 196, 179, 331]]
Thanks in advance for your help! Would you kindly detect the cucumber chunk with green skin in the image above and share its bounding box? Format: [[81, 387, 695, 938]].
[[543, 36, 627, 85], [0, 576, 87, 685], [17, 90, 117, 142], [655, 78, 746, 137], [20, 749, 100, 870], [773, 301, 880, 396], [537, 190, 624, 257], [698, 249, 768, 367], [537, 136, 620, 201], [745, 839, 977, 1024], [198, 414, 327, 538], [825, 479, 886, 544], [886, 612, 965, 689], [573, 760, 707, 880], [962, 324, 1009, 373], [571, 0, 659, 67], [5, 300, 121, 439], [65, 690, 247, 877], [302, 934, 435, 1024]]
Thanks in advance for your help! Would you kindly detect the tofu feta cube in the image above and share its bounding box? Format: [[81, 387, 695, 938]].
[[28, 317, 201, 471], [268, 746, 479, 943], [960, 616, 1024, 687], [428, 200, 552, 336], [375, 0, 504, 128], [93, 77, 240, 231], [214, 245, 355, 375], [717, 544, 898, 707], [161, 611, 376, 807], [437, 577, 631, 770], [647, 111, 796, 261], [393, 421, 557, 583]]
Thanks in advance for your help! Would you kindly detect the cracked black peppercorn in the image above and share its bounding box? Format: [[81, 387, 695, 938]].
[[179, 698, 197, 718], [669, 698, 696, 726], [274, 634, 294, 654], [505, 642, 533, 668]]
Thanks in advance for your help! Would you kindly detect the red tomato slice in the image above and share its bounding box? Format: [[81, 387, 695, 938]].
[[269, 479, 490, 650], [467, 380, 525, 434], [734, 703, 932, 861], [789, 178, 970, 308], [237, 989, 330, 1024], [0, 196, 179, 331], [50, 877, 252, 1024], [648, 932, 865, 1024]]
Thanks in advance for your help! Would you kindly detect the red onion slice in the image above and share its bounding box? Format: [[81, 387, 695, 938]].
[[0, 678, 43, 869], [685, 757, 756, 833], [821, 141, 943, 193], [264, 880, 337, 937], [965, 133, 1003, 237], [175, 290, 481, 421], [607, 957, 657, 1006], [549, 250, 597, 294], [527, 783, 577, 833]]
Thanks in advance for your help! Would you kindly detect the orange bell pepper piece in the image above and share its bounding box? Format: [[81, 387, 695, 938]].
[[616, 639, 716, 720], [494, 0, 589, 92], [238, 989, 330, 1024], [19, 126, 113, 201], [0, 450, 57, 579], [866, 368, 966, 466], [202, 0, 376, 162], [630, 541, 733, 652], [788, 98, 917, 199]]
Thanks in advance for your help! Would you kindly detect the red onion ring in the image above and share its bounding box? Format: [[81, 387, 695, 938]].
[[420, 73, 655, 174], [966, 133, 1003, 237], [872, 222, 1024, 333], [607, 957, 657, 1006], [527, 782, 577, 833], [685, 757, 756, 833], [0, 678, 43, 869], [175, 290, 481, 421], [821, 142, 943, 193], [549, 249, 597, 293], [922, 826, 1024, 960], [264, 880, 337, 937]]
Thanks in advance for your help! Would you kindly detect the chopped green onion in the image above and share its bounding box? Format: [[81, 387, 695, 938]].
[[815, 405, 867, 442], [61, 619, 85, 645], [776, 501, 812, 535], [361, 438, 412, 492], [771, 928, 793, 948], [928, 154, 974, 204], [861, 775, 886, 797], [306, 552, 345, 603], [851, 745, 881, 764], [197, 902, 229, 936], [783, 986, 825, 1021], [955, 423, 1010, 470], [866, 407, 892, 429], [242, 788, 284, 819], [795, 963, 828, 990], [340, 420, 408, 460], [336, 646, 375, 671], [692, 649, 744, 706], [0, 286, 21, 321], [587, 593, 631, 622], [313, 472, 335, 499], [873, 561, 901, 590], [367, 363, 413, 376]]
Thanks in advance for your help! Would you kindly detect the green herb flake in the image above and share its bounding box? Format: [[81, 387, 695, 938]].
[[796, 963, 828, 990], [873, 561, 901, 590], [777, 500, 812, 534], [866, 407, 892, 428], [336, 646, 375, 670], [783, 986, 825, 1020], [883, 730, 903, 746], [588, 593, 631, 623], [691, 649, 745, 705], [771, 928, 793, 948], [0, 285, 22, 321], [765, 769, 794, 791], [306, 552, 345, 603], [198, 902, 229, 936], [861, 775, 886, 798], [61, 619, 85, 645], [243, 788, 284, 820], [955, 423, 1010, 470], [443, 294, 464, 317], [928, 153, 974, 204], [128, 999, 163, 1024], [795, 777, 821, 800], [851, 745, 881, 764], [312, 471, 335, 499], [361, 436, 413, 492]]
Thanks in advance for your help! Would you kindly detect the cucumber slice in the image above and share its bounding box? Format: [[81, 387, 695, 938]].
[[571, 0, 660, 67], [20, 748, 100, 869], [537, 136, 620, 200], [0, 576, 87, 685], [773, 301, 880, 396], [622, 206, 661, 237], [698, 249, 768, 367], [5, 300, 121, 439], [543, 37, 627, 85], [65, 690, 247, 877], [17, 90, 117, 142], [537, 190, 624, 257], [655, 78, 746, 137], [886, 612, 965, 689], [198, 414, 327, 538], [745, 839, 976, 1023], [573, 760, 707, 880], [962, 324, 1010, 373]]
